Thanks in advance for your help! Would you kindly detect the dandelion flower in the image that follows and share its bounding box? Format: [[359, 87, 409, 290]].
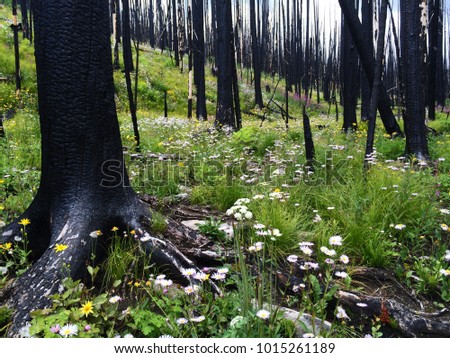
[[54, 244, 68, 253], [256, 309, 270, 320], [80, 301, 94, 317], [59, 324, 78, 338], [18, 218, 31, 226], [329, 235, 343, 246]]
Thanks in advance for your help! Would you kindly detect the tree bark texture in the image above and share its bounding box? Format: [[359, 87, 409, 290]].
[[400, 0, 429, 159], [338, 0, 404, 137]]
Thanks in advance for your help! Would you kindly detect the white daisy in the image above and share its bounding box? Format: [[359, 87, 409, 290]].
[[329, 235, 343, 246], [256, 309, 270, 320], [59, 324, 78, 338]]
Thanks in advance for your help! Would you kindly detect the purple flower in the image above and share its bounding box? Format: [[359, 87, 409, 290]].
[[84, 325, 92, 331], [50, 324, 61, 333]]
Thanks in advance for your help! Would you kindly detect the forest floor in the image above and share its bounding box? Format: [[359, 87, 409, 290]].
[[1, 6, 450, 338]]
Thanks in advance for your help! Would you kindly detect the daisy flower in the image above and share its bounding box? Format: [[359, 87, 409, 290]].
[[300, 246, 313, 256], [109, 295, 122, 304], [335, 271, 348, 278], [339, 255, 349, 264], [176, 318, 189, 325], [329, 235, 343, 246], [190, 316, 206, 323], [256, 309, 270, 320], [394, 224, 406, 230], [336, 306, 350, 320], [59, 324, 78, 338], [181, 268, 197, 277]]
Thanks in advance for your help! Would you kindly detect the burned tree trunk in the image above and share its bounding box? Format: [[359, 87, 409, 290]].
[[341, 15, 358, 133], [214, 0, 240, 130], [172, 0, 179, 67], [1, 0, 206, 335], [400, 0, 429, 159], [365, 0, 388, 161], [427, 0, 439, 120], [12, 0, 21, 95], [360, 0, 373, 121], [250, 0, 263, 109], [338, 0, 404, 137], [192, 0, 207, 120], [122, 0, 140, 147]]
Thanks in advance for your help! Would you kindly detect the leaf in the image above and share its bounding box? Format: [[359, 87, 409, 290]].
[[29, 308, 53, 318]]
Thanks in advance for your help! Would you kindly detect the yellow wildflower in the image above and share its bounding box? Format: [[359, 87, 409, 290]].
[[18, 218, 31, 226], [130, 230, 136, 235], [111, 226, 119, 232], [80, 301, 94, 317], [54, 244, 68, 252], [274, 188, 281, 193]]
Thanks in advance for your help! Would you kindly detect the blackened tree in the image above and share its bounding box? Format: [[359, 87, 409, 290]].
[[1, 0, 205, 334], [192, 0, 207, 120], [214, 0, 241, 130], [400, 0, 429, 159], [250, 0, 263, 109], [338, 0, 404, 137]]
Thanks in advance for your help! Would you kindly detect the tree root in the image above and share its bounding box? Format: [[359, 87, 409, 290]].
[[337, 267, 450, 337], [1, 200, 222, 336]]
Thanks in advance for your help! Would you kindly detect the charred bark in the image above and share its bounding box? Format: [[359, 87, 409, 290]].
[[338, 0, 404, 137], [400, 0, 429, 159], [12, 0, 21, 94], [250, 0, 263, 109], [214, 0, 239, 130], [192, 0, 207, 120], [365, 0, 388, 162], [1, 0, 214, 336]]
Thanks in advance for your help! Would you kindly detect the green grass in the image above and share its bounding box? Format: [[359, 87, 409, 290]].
[[1, 3, 450, 337]]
